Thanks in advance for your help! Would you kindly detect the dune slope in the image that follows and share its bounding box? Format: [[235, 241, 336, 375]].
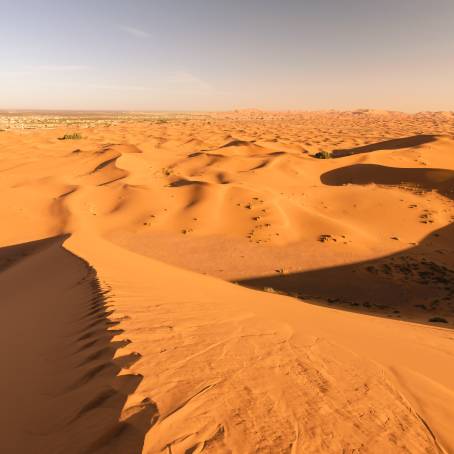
[[0, 236, 156, 453]]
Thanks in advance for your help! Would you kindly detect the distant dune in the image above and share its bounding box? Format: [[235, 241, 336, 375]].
[[0, 111, 453, 453]]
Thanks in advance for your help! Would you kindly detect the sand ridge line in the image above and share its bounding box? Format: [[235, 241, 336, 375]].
[[0, 236, 156, 453], [65, 232, 448, 453]]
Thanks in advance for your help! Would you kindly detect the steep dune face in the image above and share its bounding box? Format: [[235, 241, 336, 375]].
[[0, 111, 453, 453], [0, 237, 156, 454]]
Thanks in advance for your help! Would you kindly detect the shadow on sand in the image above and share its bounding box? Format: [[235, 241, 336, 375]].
[[0, 235, 157, 453], [330, 134, 437, 158], [321, 164, 454, 198]]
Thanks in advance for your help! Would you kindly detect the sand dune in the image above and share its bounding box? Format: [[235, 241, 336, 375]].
[[0, 110, 453, 453], [0, 236, 156, 453]]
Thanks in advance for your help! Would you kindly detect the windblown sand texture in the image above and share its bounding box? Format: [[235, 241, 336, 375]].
[[1, 110, 454, 453]]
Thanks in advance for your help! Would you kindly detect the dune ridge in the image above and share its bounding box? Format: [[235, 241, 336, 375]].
[[0, 236, 156, 453]]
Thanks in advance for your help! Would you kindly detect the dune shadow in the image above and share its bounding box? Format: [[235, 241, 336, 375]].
[[0, 234, 69, 272], [321, 164, 454, 199], [0, 235, 158, 452], [330, 134, 437, 158], [238, 163, 454, 327], [220, 139, 255, 148], [238, 225, 454, 327], [169, 178, 207, 187], [238, 229, 454, 327]]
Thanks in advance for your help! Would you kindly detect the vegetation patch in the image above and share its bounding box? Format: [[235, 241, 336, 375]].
[[313, 151, 333, 159], [59, 133, 82, 140]]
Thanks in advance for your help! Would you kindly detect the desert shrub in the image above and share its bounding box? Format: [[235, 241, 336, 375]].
[[314, 151, 332, 159], [59, 133, 82, 140]]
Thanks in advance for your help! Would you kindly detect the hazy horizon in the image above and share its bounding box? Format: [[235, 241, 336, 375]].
[[1, 0, 453, 112]]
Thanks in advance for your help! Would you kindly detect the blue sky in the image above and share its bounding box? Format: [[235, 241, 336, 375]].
[[1, 0, 453, 111]]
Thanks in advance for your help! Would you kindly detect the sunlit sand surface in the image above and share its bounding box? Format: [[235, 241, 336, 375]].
[[1, 110, 453, 453]]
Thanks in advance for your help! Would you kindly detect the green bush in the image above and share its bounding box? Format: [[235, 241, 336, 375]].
[[314, 151, 332, 159], [59, 133, 82, 140]]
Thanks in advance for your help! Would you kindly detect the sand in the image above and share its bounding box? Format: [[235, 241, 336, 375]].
[[0, 110, 453, 453]]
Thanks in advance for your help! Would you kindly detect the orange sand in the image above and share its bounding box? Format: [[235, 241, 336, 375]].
[[0, 110, 453, 453]]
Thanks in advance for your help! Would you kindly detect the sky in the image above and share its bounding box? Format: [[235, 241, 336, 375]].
[[1, 0, 453, 111]]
